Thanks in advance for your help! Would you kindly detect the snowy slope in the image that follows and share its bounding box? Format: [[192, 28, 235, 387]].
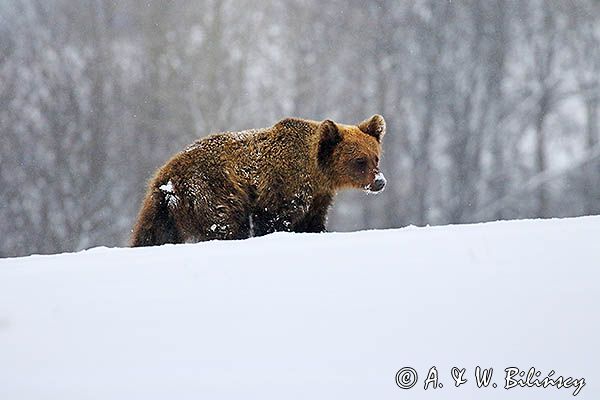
[[0, 217, 598, 399]]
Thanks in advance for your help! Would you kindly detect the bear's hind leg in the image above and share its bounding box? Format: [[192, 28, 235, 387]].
[[203, 211, 251, 241]]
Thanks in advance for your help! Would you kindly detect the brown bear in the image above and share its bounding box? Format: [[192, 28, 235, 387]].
[[130, 115, 387, 246]]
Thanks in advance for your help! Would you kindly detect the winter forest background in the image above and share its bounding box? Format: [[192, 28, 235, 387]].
[[0, 0, 599, 257]]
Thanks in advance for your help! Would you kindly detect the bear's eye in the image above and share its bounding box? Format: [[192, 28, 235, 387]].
[[353, 158, 368, 172]]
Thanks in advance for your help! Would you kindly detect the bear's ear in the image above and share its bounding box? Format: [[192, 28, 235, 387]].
[[358, 114, 386, 142], [317, 120, 342, 168]]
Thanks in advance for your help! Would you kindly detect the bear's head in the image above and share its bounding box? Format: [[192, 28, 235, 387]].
[[318, 114, 387, 193]]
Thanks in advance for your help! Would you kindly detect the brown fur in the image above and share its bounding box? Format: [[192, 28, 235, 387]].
[[130, 115, 386, 246]]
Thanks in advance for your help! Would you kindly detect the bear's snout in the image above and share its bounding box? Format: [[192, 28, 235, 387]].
[[364, 171, 386, 193], [371, 172, 386, 192]]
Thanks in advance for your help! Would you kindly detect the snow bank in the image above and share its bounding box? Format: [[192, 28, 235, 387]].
[[1, 217, 598, 399]]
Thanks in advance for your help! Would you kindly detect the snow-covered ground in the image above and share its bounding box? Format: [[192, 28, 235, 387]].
[[1, 216, 598, 399]]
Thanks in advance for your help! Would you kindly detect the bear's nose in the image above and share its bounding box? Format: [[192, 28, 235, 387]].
[[371, 172, 386, 192]]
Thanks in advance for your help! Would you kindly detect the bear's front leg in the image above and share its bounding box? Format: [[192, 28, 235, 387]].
[[292, 213, 326, 233], [292, 194, 332, 233]]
